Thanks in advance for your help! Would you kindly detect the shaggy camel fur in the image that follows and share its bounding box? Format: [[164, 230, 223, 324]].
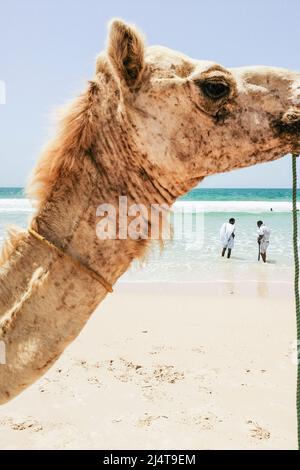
[[0, 19, 299, 404]]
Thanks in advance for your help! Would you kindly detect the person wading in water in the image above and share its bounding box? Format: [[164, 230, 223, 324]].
[[257, 220, 271, 263], [220, 218, 236, 259]]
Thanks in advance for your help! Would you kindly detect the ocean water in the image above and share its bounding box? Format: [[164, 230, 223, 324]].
[[179, 187, 300, 202], [0, 187, 297, 285]]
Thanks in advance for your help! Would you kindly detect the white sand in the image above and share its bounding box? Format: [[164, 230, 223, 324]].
[[0, 282, 297, 450]]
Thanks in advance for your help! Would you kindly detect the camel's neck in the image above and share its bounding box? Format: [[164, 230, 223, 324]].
[[29, 79, 186, 288], [32, 156, 176, 288], [0, 74, 191, 404]]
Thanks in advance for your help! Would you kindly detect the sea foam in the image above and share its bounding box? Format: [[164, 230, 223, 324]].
[[0, 199, 34, 213], [0, 198, 298, 214], [173, 200, 299, 213]]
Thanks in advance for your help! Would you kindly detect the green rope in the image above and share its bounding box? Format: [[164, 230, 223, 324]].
[[292, 154, 300, 449]]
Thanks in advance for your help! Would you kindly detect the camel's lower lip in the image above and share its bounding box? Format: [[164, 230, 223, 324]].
[[291, 142, 300, 154]]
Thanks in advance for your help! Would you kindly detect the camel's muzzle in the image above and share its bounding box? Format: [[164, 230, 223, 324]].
[[273, 109, 300, 153]]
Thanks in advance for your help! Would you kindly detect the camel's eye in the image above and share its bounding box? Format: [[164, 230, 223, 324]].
[[200, 80, 230, 100]]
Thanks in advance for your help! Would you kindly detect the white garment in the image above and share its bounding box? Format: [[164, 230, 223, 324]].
[[257, 224, 271, 254], [220, 222, 235, 249]]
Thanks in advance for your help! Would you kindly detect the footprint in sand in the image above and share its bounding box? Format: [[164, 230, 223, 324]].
[[106, 358, 184, 386], [191, 347, 205, 354], [136, 413, 168, 428], [153, 365, 184, 384], [0, 417, 43, 433], [247, 420, 271, 441], [87, 376, 102, 387], [180, 411, 219, 430]]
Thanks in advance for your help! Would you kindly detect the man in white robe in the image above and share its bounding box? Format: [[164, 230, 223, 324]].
[[257, 220, 271, 263], [220, 218, 235, 259]]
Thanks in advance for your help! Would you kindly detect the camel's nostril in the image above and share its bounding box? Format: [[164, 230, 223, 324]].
[[273, 109, 300, 143], [282, 109, 300, 124]]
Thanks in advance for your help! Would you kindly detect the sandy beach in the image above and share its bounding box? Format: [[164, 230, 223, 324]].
[[0, 280, 297, 450]]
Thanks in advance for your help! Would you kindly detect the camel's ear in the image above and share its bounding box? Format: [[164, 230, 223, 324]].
[[107, 19, 145, 89]]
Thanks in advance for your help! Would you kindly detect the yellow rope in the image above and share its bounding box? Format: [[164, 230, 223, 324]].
[[28, 228, 113, 293]]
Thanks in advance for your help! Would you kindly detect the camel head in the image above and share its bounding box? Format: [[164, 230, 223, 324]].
[[100, 19, 300, 194]]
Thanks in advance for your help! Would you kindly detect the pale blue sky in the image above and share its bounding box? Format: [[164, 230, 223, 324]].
[[0, 0, 299, 188]]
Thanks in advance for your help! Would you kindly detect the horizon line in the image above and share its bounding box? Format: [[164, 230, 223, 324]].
[[0, 186, 298, 190]]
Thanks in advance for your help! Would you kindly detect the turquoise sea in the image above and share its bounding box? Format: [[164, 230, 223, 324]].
[[179, 188, 300, 202], [0, 187, 299, 201], [0, 187, 297, 285]]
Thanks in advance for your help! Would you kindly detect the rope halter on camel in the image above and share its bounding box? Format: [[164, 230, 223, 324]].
[[28, 227, 113, 293]]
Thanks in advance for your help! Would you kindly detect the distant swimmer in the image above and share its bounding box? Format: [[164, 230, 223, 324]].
[[257, 220, 271, 263], [220, 218, 235, 259]]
